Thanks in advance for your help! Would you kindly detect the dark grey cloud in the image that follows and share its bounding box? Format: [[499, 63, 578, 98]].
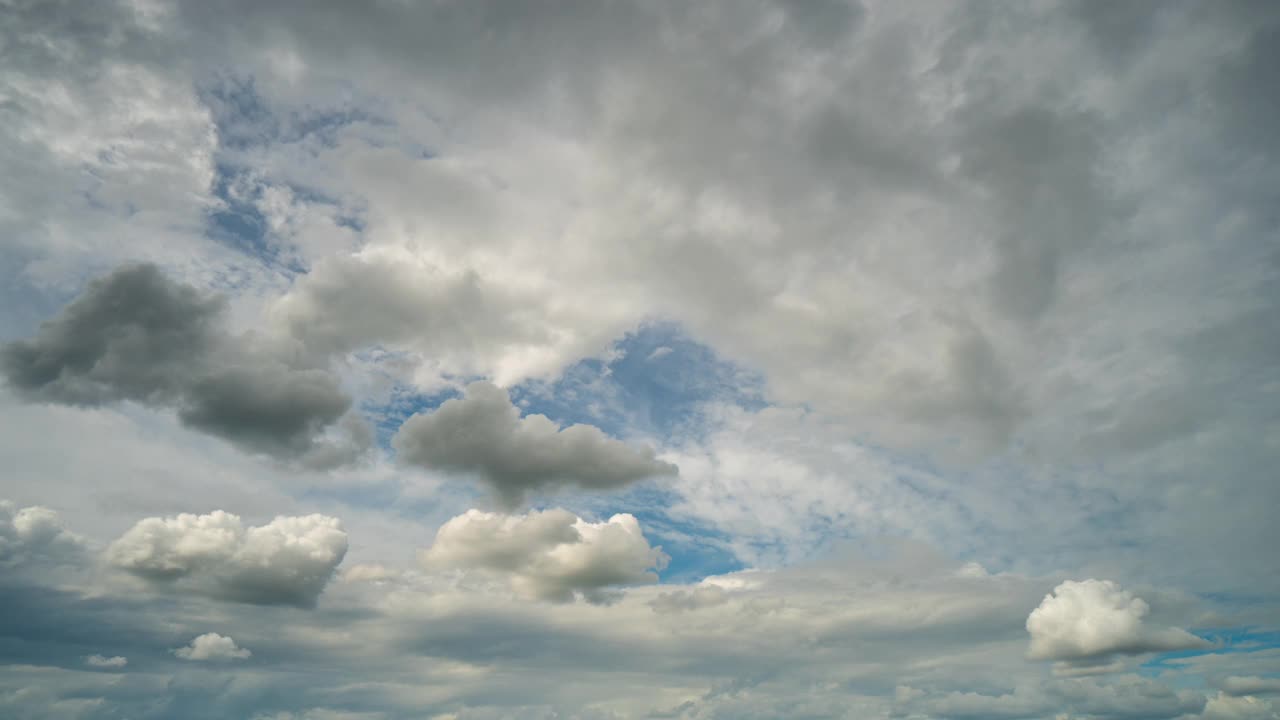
[[1, 264, 366, 465], [394, 382, 677, 507], [0, 263, 222, 405]]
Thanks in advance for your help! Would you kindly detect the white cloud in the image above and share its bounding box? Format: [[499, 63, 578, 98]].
[[174, 632, 251, 661], [421, 508, 668, 603], [0, 500, 84, 569], [1027, 579, 1210, 669], [106, 510, 348, 607], [1202, 692, 1279, 720], [394, 382, 676, 507], [83, 654, 127, 669]]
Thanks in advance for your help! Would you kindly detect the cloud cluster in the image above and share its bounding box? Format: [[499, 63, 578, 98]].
[[174, 632, 251, 661], [0, 264, 366, 467], [1027, 579, 1210, 672], [106, 510, 348, 607], [394, 382, 677, 507], [421, 508, 668, 603], [0, 500, 84, 570]]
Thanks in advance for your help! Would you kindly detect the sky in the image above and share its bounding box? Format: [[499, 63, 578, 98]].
[[1, 1, 1278, 718]]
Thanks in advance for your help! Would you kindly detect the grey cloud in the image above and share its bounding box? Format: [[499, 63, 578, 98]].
[[648, 587, 729, 615], [271, 252, 538, 362], [898, 675, 1209, 720], [178, 366, 352, 458], [394, 382, 676, 507], [1, 264, 366, 465], [1221, 677, 1280, 697], [0, 263, 222, 405]]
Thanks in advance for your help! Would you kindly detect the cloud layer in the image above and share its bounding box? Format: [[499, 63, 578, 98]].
[[2, 0, 1279, 718]]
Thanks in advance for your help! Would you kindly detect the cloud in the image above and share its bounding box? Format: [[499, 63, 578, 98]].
[[106, 510, 348, 607], [270, 249, 559, 384], [1027, 579, 1210, 670], [421, 508, 668, 603], [174, 632, 251, 661], [1202, 692, 1279, 720], [897, 674, 1210, 720], [83, 654, 127, 668], [3, 1, 1280, 718], [394, 382, 676, 507], [648, 586, 730, 614], [1222, 677, 1280, 697], [0, 500, 84, 569], [341, 563, 400, 584], [0, 264, 367, 467]]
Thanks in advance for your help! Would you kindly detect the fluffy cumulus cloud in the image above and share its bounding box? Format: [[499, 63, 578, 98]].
[[106, 510, 348, 607], [1027, 580, 1210, 672], [0, 264, 367, 467], [394, 382, 677, 507], [174, 632, 251, 661], [421, 508, 668, 603], [0, 500, 84, 569]]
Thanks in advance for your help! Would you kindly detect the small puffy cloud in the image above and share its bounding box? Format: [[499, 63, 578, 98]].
[[421, 508, 668, 603], [174, 633, 251, 661], [83, 655, 127, 669], [0, 500, 85, 569], [0, 264, 366, 466], [1202, 692, 1279, 720], [393, 381, 677, 507], [106, 510, 348, 607], [1222, 678, 1280, 697], [1027, 579, 1210, 670]]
